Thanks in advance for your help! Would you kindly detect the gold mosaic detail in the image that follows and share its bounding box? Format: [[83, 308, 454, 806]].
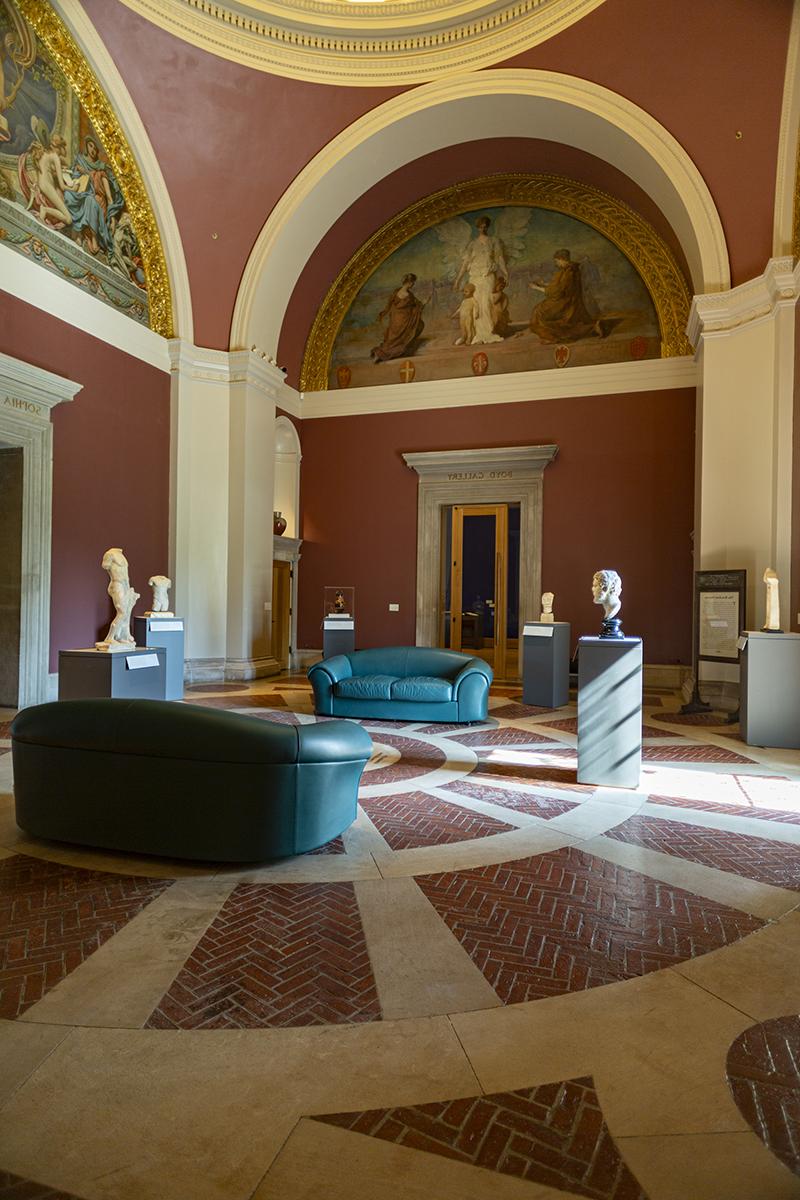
[[300, 173, 693, 393], [17, 0, 174, 336]]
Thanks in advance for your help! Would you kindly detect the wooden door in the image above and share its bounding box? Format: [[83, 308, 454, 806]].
[[271, 559, 292, 670], [449, 504, 508, 679]]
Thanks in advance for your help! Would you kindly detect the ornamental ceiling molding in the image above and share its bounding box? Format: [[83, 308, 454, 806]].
[[116, 0, 606, 85], [299, 172, 693, 393], [17, 0, 174, 337], [687, 257, 798, 347]]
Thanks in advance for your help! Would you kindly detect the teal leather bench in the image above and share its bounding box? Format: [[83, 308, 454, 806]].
[[11, 699, 372, 862], [308, 646, 492, 723]]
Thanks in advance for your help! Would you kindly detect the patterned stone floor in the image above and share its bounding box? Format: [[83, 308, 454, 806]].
[[1, 676, 800, 1200]]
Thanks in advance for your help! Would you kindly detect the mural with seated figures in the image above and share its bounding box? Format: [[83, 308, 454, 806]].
[[300, 175, 692, 393], [0, 0, 150, 325]]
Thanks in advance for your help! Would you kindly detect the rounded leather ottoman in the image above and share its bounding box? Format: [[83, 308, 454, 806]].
[[11, 699, 373, 862]]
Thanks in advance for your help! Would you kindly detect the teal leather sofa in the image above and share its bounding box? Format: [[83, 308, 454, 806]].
[[11, 699, 372, 862], [308, 646, 492, 723]]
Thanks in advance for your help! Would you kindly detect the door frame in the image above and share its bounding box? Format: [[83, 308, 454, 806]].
[[449, 503, 508, 678], [403, 444, 558, 678]]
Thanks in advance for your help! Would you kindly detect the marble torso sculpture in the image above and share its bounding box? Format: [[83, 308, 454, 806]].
[[146, 574, 174, 616], [96, 548, 139, 651], [592, 569, 624, 639], [540, 591, 555, 623], [762, 568, 782, 632]]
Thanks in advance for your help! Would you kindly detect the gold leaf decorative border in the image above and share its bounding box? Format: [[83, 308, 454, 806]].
[[16, 0, 174, 337], [793, 132, 800, 261], [300, 173, 693, 392]]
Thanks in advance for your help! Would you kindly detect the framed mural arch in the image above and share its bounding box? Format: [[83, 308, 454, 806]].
[[300, 173, 693, 393], [0, 0, 173, 335]]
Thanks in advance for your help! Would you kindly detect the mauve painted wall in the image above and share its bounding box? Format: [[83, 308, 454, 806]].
[[81, 0, 791, 350], [278, 138, 692, 386], [297, 389, 695, 664], [0, 292, 170, 669]]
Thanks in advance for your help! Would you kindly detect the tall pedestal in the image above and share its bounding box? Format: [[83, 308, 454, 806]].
[[58, 647, 166, 701], [323, 618, 355, 659], [740, 631, 800, 749], [577, 636, 643, 788], [134, 616, 185, 701], [522, 622, 570, 708]]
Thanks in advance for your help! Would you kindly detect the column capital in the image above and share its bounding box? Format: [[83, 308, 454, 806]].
[[687, 258, 798, 348], [168, 340, 292, 401]]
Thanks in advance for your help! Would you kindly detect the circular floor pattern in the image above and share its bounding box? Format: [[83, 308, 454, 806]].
[[2, 685, 800, 1200]]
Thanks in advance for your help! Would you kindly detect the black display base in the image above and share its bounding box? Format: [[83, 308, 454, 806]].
[[599, 616, 624, 639], [680, 679, 711, 714], [760, 628, 785, 634]]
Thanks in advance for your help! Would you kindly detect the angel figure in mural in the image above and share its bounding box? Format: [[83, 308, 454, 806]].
[[527, 248, 606, 343], [371, 273, 426, 362], [21, 118, 74, 229], [438, 210, 528, 344]]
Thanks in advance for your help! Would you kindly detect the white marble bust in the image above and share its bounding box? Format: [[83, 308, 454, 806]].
[[540, 591, 555, 623], [146, 574, 174, 616], [592, 569, 622, 621], [96, 547, 139, 651]]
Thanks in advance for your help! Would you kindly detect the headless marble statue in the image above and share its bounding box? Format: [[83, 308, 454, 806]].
[[96, 548, 139, 651], [592, 568, 624, 639], [146, 574, 174, 617], [540, 591, 555, 623], [762, 568, 782, 632]]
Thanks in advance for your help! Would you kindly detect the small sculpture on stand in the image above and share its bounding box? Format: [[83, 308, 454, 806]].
[[96, 548, 139, 651], [146, 574, 174, 617], [540, 591, 555, 623], [762, 567, 782, 633], [334, 590, 346, 613], [592, 569, 624, 639], [273, 511, 287, 536]]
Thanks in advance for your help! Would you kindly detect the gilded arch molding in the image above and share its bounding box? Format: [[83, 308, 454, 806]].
[[300, 173, 693, 393], [15, 0, 174, 337]]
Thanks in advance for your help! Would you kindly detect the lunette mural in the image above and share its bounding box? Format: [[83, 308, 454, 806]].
[[0, 0, 149, 325]]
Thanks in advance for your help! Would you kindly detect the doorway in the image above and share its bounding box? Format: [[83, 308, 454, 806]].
[[440, 503, 520, 679], [271, 559, 292, 670]]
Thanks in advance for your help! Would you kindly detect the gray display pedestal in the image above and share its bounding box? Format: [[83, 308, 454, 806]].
[[134, 616, 185, 701], [323, 617, 355, 658], [740, 630, 800, 749], [58, 646, 167, 701], [522, 622, 570, 708], [577, 636, 643, 788]]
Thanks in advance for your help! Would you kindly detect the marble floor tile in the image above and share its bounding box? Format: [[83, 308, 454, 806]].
[[618, 1131, 800, 1199]]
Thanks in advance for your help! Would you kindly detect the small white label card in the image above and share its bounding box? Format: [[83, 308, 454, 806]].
[[324, 619, 354, 630], [737, 635, 748, 651], [127, 653, 160, 670], [523, 624, 554, 637], [150, 620, 184, 631]]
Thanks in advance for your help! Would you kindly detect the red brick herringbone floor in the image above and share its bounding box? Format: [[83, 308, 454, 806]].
[[0, 855, 168, 1020], [536, 716, 676, 739], [604, 815, 800, 890], [443, 778, 580, 819], [649, 794, 800, 825], [641, 743, 754, 764], [146, 881, 381, 1029], [360, 791, 514, 850], [314, 1076, 646, 1198], [415, 848, 763, 1003], [727, 1015, 800, 1177], [187, 693, 288, 708], [0, 1170, 89, 1198], [448, 727, 559, 746], [490, 702, 553, 720], [359, 734, 446, 785]]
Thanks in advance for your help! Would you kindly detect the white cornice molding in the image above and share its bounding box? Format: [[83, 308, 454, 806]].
[[773, 0, 800, 256], [299, 357, 697, 419], [687, 258, 798, 347], [404, 444, 558, 479], [0, 350, 82, 413], [116, 0, 606, 86], [168, 340, 300, 407], [54, 0, 194, 340]]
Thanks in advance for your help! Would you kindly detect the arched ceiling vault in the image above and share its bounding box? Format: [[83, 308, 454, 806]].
[[231, 70, 730, 359]]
